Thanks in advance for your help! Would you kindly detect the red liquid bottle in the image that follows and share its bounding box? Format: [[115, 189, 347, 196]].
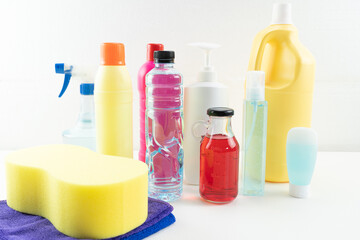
[[199, 107, 239, 203]]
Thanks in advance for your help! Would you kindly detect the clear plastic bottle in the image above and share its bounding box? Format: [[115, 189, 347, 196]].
[[55, 63, 96, 151], [199, 107, 239, 203], [241, 71, 267, 196], [146, 51, 183, 202], [63, 89, 96, 151]]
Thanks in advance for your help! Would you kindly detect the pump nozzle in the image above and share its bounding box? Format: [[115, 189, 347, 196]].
[[188, 42, 220, 71], [188, 42, 220, 82], [55, 63, 95, 98], [246, 71, 265, 101]]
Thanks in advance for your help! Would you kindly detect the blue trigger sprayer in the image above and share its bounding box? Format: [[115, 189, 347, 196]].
[[55, 63, 96, 151]]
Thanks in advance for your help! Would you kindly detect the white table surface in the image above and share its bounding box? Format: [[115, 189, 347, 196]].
[[1, 151, 360, 240]]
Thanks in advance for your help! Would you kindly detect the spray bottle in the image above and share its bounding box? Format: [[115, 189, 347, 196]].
[[241, 71, 267, 196], [184, 42, 228, 185], [55, 63, 96, 151]]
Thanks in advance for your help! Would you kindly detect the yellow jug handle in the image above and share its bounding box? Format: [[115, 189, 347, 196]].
[[287, 39, 301, 83], [253, 32, 301, 90], [254, 33, 272, 71]]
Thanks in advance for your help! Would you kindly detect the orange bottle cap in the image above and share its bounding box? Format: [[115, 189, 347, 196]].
[[101, 43, 125, 66]]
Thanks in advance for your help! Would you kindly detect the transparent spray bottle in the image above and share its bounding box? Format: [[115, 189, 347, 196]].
[[55, 63, 96, 151], [241, 71, 268, 196]]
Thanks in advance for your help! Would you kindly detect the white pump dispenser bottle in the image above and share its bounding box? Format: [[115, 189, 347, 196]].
[[184, 42, 229, 185]]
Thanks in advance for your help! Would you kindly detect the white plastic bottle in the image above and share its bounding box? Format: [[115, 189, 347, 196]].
[[184, 43, 229, 185]]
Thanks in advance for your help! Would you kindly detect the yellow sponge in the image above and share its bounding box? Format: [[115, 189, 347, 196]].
[[6, 144, 148, 239]]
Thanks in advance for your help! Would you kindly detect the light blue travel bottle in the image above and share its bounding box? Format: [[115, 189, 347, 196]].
[[55, 63, 96, 151], [241, 71, 268, 196], [287, 127, 318, 198]]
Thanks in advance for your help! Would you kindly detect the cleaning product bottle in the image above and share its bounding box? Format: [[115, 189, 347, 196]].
[[55, 63, 96, 151], [146, 51, 183, 201], [138, 43, 164, 163], [184, 42, 228, 185], [248, 3, 316, 182], [95, 43, 133, 158], [241, 71, 267, 196]]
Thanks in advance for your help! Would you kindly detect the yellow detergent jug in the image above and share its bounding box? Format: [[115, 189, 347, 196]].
[[248, 3, 315, 182], [95, 43, 133, 158]]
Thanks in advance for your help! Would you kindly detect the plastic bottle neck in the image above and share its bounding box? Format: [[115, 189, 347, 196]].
[[198, 70, 217, 82], [268, 24, 297, 31], [246, 89, 264, 101], [155, 63, 174, 69], [206, 116, 234, 138], [76, 95, 95, 128]]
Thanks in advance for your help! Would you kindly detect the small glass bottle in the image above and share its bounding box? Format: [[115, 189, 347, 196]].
[[199, 107, 239, 203], [146, 51, 183, 202], [241, 71, 268, 196]]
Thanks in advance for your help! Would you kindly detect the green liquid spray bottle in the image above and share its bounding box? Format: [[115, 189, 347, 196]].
[[241, 71, 268, 196], [55, 63, 96, 151]]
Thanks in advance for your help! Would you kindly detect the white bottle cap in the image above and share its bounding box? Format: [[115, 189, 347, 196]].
[[271, 3, 292, 24], [246, 71, 265, 101], [289, 183, 310, 198]]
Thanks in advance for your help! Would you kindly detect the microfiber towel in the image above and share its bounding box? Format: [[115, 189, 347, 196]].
[[0, 198, 175, 240]]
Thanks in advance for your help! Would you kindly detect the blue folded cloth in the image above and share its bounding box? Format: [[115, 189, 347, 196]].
[[0, 198, 175, 240]]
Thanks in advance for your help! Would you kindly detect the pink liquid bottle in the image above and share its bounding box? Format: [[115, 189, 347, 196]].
[[146, 51, 183, 201], [138, 43, 164, 162], [199, 107, 239, 203]]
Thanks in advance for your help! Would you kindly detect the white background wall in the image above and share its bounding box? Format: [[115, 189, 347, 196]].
[[0, 0, 359, 151]]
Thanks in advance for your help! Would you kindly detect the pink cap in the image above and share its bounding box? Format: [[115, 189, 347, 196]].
[[147, 43, 164, 61]]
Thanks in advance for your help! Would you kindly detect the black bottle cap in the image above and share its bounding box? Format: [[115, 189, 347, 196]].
[[154, 51, 175, 63], [207, 107, 234, 117]]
